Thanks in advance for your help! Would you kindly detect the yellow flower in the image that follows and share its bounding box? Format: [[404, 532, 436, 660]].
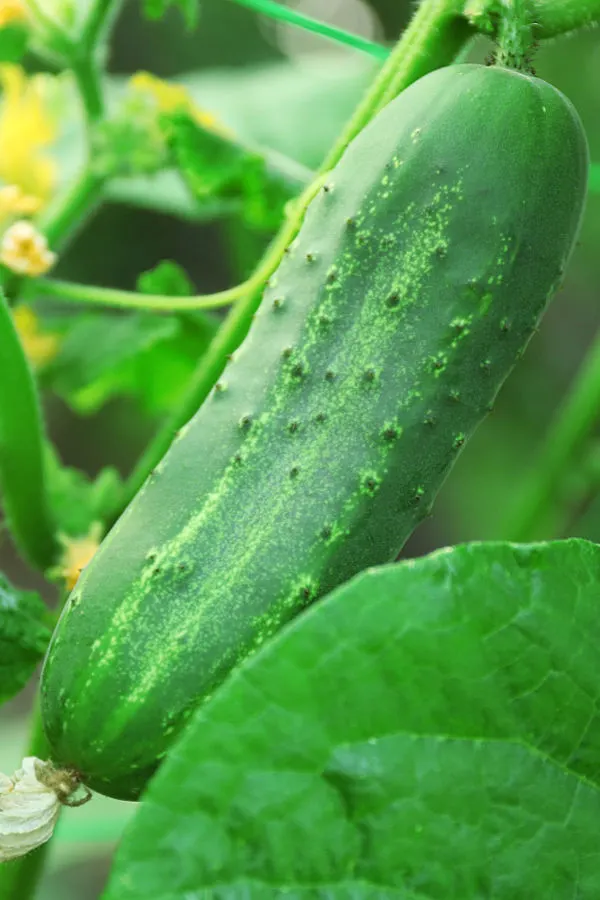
[[56, 524, 102, 592], [0, 1, 27, 28], [0, 64, 58, 203], [0, 183, 42, 217], [12, 303, 61, 368], [0, 219, 56, 276], [129, 71, 230, 136]]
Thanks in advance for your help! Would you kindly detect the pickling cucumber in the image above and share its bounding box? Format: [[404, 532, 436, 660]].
[[41, 63, 589, 800]]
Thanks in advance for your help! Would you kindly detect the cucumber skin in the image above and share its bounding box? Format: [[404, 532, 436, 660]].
[[41, 64, 588, 801]]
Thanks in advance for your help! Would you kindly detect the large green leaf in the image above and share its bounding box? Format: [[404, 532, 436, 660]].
[[179, 56, 377, 169], [104, 539, 600, 898], [40, 302, 218, 416], [0, 575, 51, 705]]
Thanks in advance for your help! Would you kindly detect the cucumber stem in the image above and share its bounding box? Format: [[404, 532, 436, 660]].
[[35, 275, 258, 311], [493, 0, 536, 72], [226, 0, 390, 60]]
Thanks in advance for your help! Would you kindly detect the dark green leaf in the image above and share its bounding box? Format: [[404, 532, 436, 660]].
[[142, 0, 199, 28], [136, 260, 194, 297], [165, 112, 297, 232], [44, 445, 121, 539], [42, 311, 176, 413], [104, 539, 600, 898], [41, 307, 217, 416], [0, 574, 51, 705]]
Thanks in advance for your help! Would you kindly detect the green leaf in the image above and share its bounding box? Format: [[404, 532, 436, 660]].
[[42, 311, 177, 414], [0, 574, 51, 705], [41, 305, 218, 416], [106, 171, 240, 222], [0, 24, 28, 63], [104, 539, 600, 898], [179, 56, 377, 170], [44, 445, 121, 539], [136, 259, 194, 296], [91, 105, 168, 180], [142, 0, 199, 28], [165, 111, 298, 232]]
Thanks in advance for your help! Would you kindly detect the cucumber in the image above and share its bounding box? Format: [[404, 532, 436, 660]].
[[41, 63, 589, 801]]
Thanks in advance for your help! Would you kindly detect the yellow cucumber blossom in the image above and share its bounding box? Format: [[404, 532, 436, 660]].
[[0, 0, 27, 28], [0, 64, 58, 204], [129, 71, 230, 136], [12, 303, 61, 368], [0, 219, 56, 276], [55, 523, 102, 591], [0, 183, 42, 217]]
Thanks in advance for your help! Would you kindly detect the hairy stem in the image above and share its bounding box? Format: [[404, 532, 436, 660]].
[[531, 0, 600, 35], [322, 0, 473, 171], [505, 332, 600, 542], [494, 0, 534, 70], [0, 291, 58, 571]]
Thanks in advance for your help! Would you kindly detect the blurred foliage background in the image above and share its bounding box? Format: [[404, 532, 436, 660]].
[[1, 0, 599, 896]]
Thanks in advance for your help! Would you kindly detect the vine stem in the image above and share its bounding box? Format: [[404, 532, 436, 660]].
[[322, 0, 473, 171], [37, 275, 256, 311], [79, 0, 125, 53], [504, 332, 600, 543], [226, 0, 390, 60], [25, 0, 73, 56], [38, 169, 105, 250], [116, 0, 474, 513], [531, 0, 600, 35]]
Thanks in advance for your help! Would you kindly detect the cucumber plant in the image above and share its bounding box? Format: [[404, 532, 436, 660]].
[[0, 0, 599, 898]]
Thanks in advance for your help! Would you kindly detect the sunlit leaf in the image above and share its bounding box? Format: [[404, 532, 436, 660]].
[[105, 539, 600, 898]]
